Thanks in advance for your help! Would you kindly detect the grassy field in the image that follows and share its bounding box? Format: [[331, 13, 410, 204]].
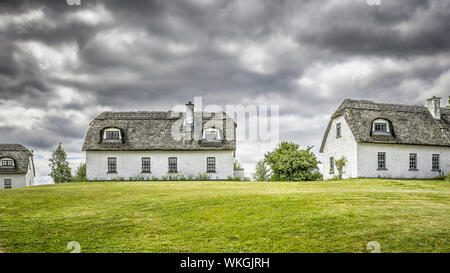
[[0, 179, 449, 253]]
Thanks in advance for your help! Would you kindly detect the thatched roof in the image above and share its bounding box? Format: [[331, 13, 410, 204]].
[[320, 99, 450, 152], [0, 144, 33, 174], [82, 111, 236, 151]]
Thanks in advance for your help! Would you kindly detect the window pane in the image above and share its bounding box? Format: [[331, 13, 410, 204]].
[[432, 154, 439, 170], [409, 154, 417, 169], [207, 157, 216, 172], [105, 130, 120, 139], [374, 123, 387, 132], [2, 159, 13, 166], [378, 152, 386, 169], [169, 157, 177, 172], [108, 157, 117, 172], [142, 157, 151, 173], [4, 179, 11, 189], [330, 157, 334, 173]]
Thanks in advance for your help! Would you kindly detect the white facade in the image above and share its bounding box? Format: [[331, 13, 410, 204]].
[[357, 143, 450, 179], [0, 157, 35, 189], [322, 116, 450, 180], [321, 115, 358, 180], [86, 150, 234, 180]]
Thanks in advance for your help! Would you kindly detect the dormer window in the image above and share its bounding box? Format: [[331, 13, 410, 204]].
[[106, 131, 120, 140], [103, 128, 122, 143], [374, 123, 387, 132], [1, 158, 15, 168], [203, 128, 221, 141], [372, 119, 391, 135]]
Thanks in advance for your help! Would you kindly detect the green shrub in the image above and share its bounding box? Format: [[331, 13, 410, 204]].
[[227, 175, 241, 181], [195, 173, 211, 181], [264, 141, 321, 181]]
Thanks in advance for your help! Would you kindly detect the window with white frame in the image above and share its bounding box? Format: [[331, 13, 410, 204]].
[[372, 119, 390, 135], [329, 157, 334, 174], [432, 154, 440, 171], [103, 128, 122, 142], [168, 157, 177, 173], [1, 158, 14, 167], [203, 128, 221, 141], [142, 157, 151, 173], [108, 157, 117, 173], [409, 153, 417, 170], [377, 152, 386, 170], [207, 157, 216, 173], [4, 179, 11, 189], [336, 123, 341, 137]]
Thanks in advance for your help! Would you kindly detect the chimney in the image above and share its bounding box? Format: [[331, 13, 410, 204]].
[[184, 101, 194, 140], [426, 96, 441, 120], [185, 101, 194, 126]]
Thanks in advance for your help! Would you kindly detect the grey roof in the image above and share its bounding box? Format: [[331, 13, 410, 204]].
[[0, 144, 33, 174], [82, 111, 236, 151], [320, 99, 450, 152]]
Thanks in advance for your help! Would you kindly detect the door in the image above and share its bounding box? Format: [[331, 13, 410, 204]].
[[4, 179, 12, 189]]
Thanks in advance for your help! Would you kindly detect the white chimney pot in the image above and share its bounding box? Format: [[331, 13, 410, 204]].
[[426, 96, 441, 120]]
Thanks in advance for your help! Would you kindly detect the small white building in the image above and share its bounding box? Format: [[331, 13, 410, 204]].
[[0, 144, 35, 189], [320, 97, 450, 180], [82, 102, 238, 180]]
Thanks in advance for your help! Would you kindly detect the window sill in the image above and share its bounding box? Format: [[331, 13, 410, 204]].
[[141, 172, 152, 174], [408, 168, 419, 171], [329, 171, 335, 174], [431, 169, 440, 172], [107, 171, 117, 174], [168, 171, 178, 174], [377, 168, 388, 171], [207, 171, 216, 173], [372, 131, 391, 135]]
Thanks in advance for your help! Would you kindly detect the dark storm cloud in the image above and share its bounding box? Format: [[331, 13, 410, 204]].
[[0, 0, 449, 183], [299, 0, 450, 56]]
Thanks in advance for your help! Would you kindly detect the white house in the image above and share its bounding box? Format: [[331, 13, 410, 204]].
[[82, 101, 238, 180], [0, 144, 35, 189], [320, 97, 450, 180]]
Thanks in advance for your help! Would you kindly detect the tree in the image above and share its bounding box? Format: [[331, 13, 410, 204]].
[[264, 141, 322, 181], [72, 163, 87, 182], [335, 156, 347, 180], [252, 160, 271, 181], [49, 143, 72, 183]]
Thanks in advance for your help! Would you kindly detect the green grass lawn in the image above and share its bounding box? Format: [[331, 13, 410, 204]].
[[0, 179, 449, 253]]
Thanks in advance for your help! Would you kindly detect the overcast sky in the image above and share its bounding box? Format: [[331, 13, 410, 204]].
[[0, 0, 449, 184]]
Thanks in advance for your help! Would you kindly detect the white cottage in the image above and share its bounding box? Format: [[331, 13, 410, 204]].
[[82, 102, 238, 180], [0, 144, 35, 189], [320, 97, 450, 180]]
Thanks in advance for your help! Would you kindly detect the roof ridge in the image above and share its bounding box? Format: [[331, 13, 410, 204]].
[[0, 144, 30, 151], [341, 98, 426, 108]]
